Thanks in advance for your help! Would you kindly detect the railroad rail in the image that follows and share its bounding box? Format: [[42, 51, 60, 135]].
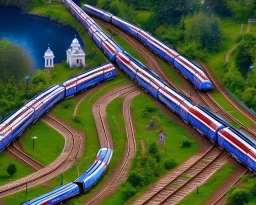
[[85, 84, 140, 204], [0, 115, 82, 198], [7, 144, 45, 171], [94, 18, 256, 138]]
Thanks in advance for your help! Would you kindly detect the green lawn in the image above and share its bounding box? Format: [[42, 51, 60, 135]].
[[178, 163, 235, 205], [19, 121, 65, 165], [211, 91, 254, 127], [134, 10, 153, 26], [158, 60, 184, 88], [0, 152, 33, 186], [206, 19, 242, 79], [102, 93, 200, 205]]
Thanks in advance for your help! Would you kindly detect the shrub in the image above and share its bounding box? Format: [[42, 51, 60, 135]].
[[120, 183, 136, 201], [181, 137, 192, 148], [73, 116, 82, 124], [7, 163, 17, 177], [250, 183, 256, 196], [227, 188, 251, 205], [165, 159, 177, 170], [61, 100, 74, 109], [148, 142, 159, 156], [147, 116, 161, 130], [127, 172, 144, 187]]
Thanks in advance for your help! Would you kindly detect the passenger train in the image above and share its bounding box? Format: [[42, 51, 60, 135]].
[[0, 63, 115, 152], [21, 148, 113, 205], [83, 4, 213, 91], [62, 0, 256, 174]]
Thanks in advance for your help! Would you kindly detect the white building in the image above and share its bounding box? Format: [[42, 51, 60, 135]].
[[66, 37, 85, 68], [44, 47, 55, 68]]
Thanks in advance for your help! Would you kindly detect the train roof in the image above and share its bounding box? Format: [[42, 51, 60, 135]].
[[84, 4, 113, 17], [197, 105, 229, 127], [21, 183, 78, 205], [229, 127, 256, 149], [63, 63, 113, 82], [123, 51, 193, 104]]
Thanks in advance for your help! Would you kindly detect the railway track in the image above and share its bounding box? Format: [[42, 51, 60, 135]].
[[85, 84, 140, 204], [7, 144, 45, 171], [0, 114, 82, 198], [90, 18, 256, 204], [133, 147, 226, 205], [94, 18, 256, 138]]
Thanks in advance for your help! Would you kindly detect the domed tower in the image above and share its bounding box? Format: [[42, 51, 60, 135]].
[[44, 47, 55, 68], [66, 37, 85, 68]]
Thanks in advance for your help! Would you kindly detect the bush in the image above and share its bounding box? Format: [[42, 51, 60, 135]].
[[148, 142, 159, 156], [127, 172, 144, 187], [227, 188, 251, 205], [7, 163, 17, 177], [147, 116, 161, 130], [165, 159, 177, 170], [73, 116, 82, 124], [120, 183, 136, 201], [61, 100, 74, 109], [181, 137, 192, 148], [250, 183, 256, 196]]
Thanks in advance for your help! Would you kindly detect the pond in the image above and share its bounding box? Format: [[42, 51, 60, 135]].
[[0, 7, 83, 69]]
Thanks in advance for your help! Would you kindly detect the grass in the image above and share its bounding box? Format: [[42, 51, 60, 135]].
[[0, 151, 33, 186], [211, 90, 254, 127], [134, 10, 153, 26], [158, 60, 184, 88], [178, 163, 235, 205], [206, 19, 242, 79], [19, 121, 65, 165], [97, 21, 147, 65], [102, 93, 200, 205]]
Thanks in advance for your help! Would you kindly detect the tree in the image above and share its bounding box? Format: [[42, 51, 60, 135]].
[[165, 159, 177, 170], [227, 189, 251, 205], [148, 142, 159, 156], [184, 13, 223, 52], [147, 116, 161, 130], [127, 172, 144, 187], [7, 163, 17, 177]]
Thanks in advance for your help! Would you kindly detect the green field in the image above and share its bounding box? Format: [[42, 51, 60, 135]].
[[134, 10, 153, 26], [0, 152, 33, 186], [178, 163, 235, 205], [102, 93, 200, 204], [19, 121, 65, 165]]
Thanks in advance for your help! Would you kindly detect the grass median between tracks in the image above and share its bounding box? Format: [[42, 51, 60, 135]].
[[177, 163, 235, 205], [0, 152, 33, 186], [102, 93, 199, 205], [19, 121, 65, 166]]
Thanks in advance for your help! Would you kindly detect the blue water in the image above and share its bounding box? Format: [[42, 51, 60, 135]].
[[0, 7, 83, 69]]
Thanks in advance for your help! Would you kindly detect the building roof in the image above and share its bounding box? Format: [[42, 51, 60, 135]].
[[44, 47, 54, 57]]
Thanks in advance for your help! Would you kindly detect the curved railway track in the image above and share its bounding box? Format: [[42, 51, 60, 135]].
[[0, 114, 82, 198], [84, 84, 140, 204], [7, 144, 45, 171], [94, 18, 256, 138], [90, 17, 255, 204]]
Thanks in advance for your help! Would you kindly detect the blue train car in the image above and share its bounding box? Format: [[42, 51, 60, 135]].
[[188, 105, 228, 142], [62, 64, 115, 97], [217, 127, 256, 170], [174, 56, 212, 91], [0, 107, 34, 151], [116, 53, 138, 79], [62, 0, 70, 9], [158, 85, 193, 123], [102, 39, 123, 62], [84, 4, 113, 22], [137, 30, 151, 45], [21, 183, 80, 205], [75, 148, 113, 193], [111, 16, 139, 38], [88, 23, 99, 37], [92, 32, 106, 49]]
